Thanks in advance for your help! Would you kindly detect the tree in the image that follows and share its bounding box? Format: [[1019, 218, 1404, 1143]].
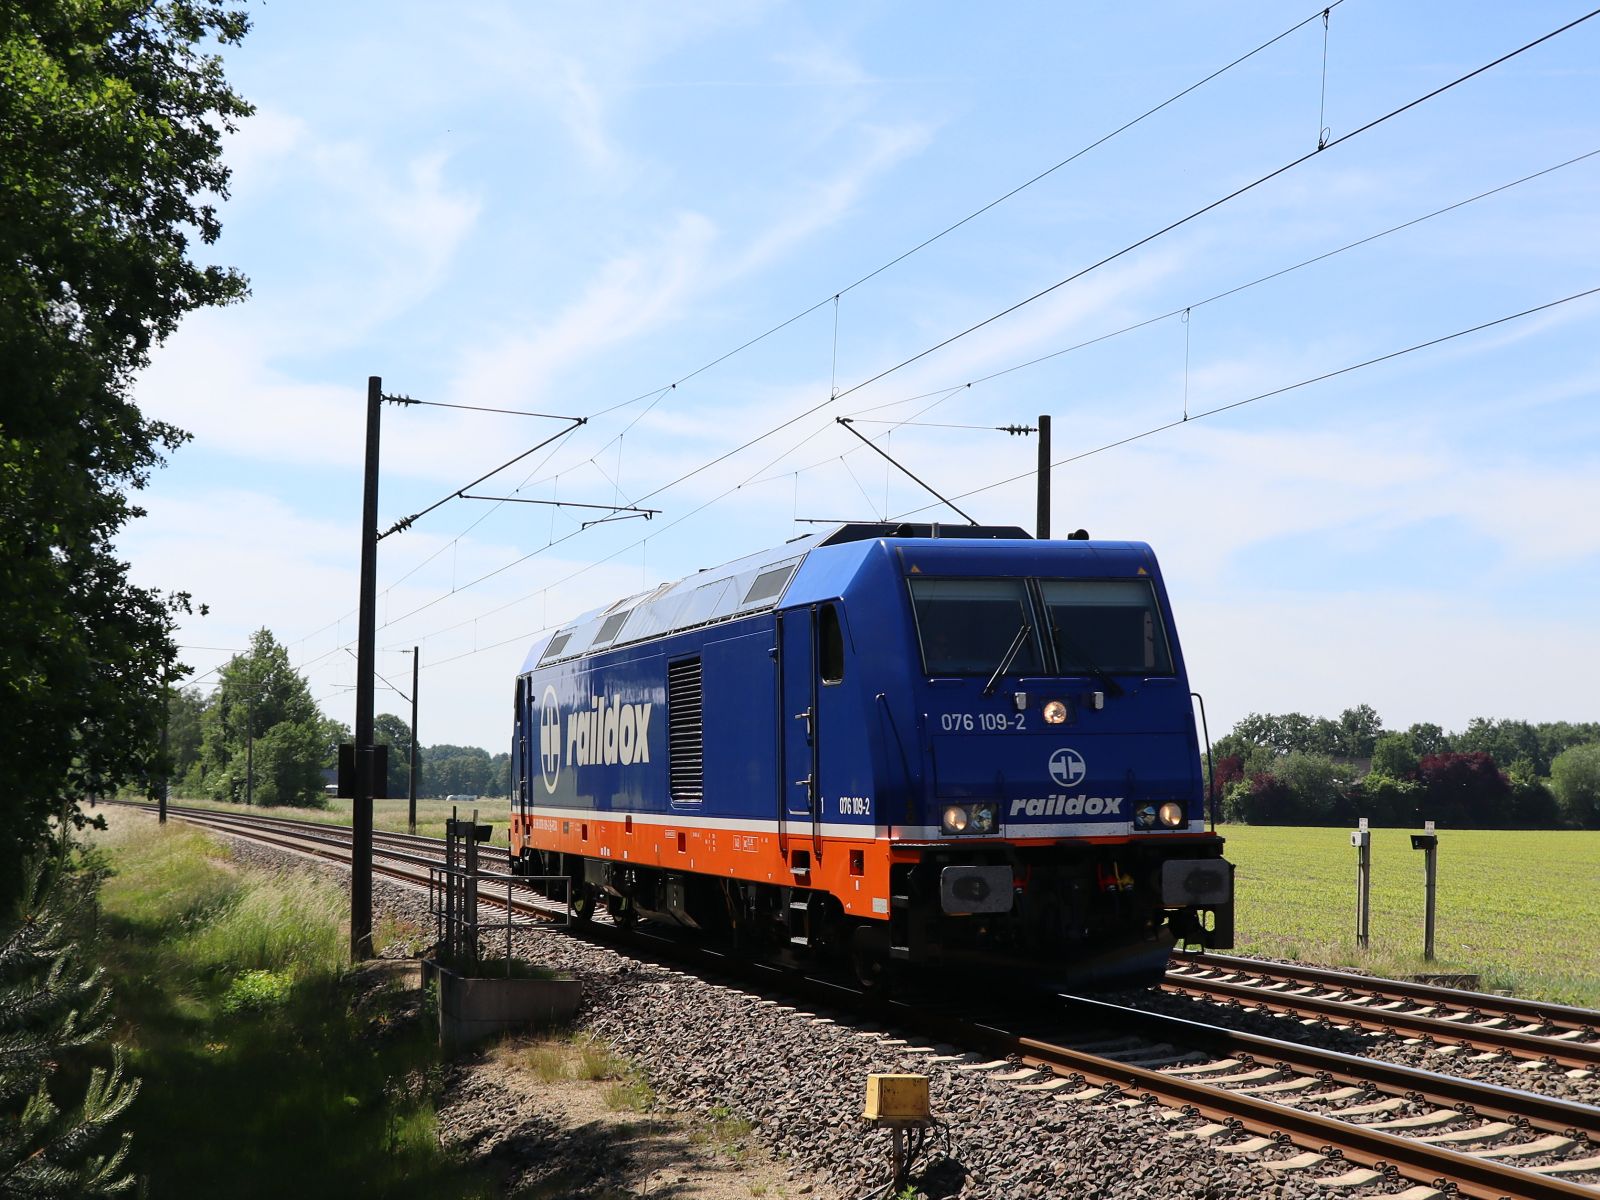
[[165, 687, 208, 789], [1417, 752, 1510, 828], [373, 713, 414, 799], [1405, 722, 1451, 758], [1534, 721, 1600, 770], [421, 745, 494, 798], [0, 0, 251, 904], [1457, 717, 1547, 776], [0, 840, 139, 1195], [1222, 773, 1294, 825], [1550, 743, 1600, 828], [1205, 754, 1245, 803], [489, 752, 512, 797], [198, 630, 326, 806], [1504, 758, 1560, 829], [1370, 733, 1419, 780], [1354, 773, 1421, 826], [1274, 751, 1344, 824], [1333, 704, 1383, 759]]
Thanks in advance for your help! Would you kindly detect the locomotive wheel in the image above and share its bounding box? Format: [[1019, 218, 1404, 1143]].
[[570, 884, 597, 925], [605, 892, 637, 929], [850, 924, 893, 994]]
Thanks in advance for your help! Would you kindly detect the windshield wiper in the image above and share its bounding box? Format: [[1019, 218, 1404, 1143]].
[[982, 623, 1032, 697], [1051, 622, 1125, 697]]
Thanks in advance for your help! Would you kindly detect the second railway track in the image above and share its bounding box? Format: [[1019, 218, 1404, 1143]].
[[1166, 950, 1600, 1072]]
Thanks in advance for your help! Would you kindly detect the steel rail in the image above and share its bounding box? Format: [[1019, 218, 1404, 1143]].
[[1163, 974, 1600, 1071], [885, 995, 1600, 1200], [1173, 950, 1600, 1033], [115, 800, 512, 859], [1047, 993, 1600, 1139]]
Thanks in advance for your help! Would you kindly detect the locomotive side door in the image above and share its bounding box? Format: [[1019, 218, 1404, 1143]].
[[777, 607, 821, 857]]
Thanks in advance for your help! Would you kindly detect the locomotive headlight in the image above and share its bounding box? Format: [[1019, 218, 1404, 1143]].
[[1042, 699, 1068, 725], [1135, 804, 1157, 830], [943, 802, 998, 835], [1158, 801, 1185, 828]]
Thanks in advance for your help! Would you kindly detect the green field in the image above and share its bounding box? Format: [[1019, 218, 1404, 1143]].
[[1218, 824, 1600, 1007]]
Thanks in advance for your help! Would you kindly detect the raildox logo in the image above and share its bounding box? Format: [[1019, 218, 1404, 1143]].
[[539, 686, 563, 794], [539, 686, 654, 796], [1048, 747, 1087, 788]]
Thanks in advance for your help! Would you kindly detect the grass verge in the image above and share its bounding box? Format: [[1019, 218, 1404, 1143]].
[[1220, 824, 1600, 1007], [94, 812, 494, 1199]]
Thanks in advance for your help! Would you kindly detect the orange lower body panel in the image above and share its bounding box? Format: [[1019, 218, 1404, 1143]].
[[512, 811, 893, 919]]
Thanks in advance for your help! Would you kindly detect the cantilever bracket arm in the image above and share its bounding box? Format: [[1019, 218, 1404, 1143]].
[[835, 417, 977, 525]]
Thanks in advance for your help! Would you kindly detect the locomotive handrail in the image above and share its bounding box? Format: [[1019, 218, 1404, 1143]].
[[1190, 690, 1217, 832]]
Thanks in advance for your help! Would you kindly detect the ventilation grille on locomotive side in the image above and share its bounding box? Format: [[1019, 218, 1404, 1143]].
[[668, 656, 704, 804]]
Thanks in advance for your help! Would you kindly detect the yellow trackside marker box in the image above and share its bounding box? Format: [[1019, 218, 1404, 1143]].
[[861, 1073, 930, 1123]]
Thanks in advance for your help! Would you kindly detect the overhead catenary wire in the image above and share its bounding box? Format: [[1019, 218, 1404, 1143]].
[[378, 418, 585, 540], [282, 4, 1358, 659], [581, 3, 1342, 424], [831, 6, 1600, 406], [888, 284, 1600, 520], [415, 282, 1600, 672], [835, 418, 976, 524], [288, 416, 587, 662], [385, 414, 849, 660], [619, 11, 1600, 516], [294, 11, 1597, 683], [315, 127, 1599, 677], [837, 144, 1600, 421]]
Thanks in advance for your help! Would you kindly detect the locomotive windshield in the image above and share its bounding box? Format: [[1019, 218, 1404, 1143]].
[[909, 576, 1174, 677], [1040, 579, 1172, 675], [909, 579, 1043, 675]]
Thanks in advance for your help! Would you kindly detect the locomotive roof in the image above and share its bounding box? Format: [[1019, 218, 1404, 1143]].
[[521, 521, 1142, 672]]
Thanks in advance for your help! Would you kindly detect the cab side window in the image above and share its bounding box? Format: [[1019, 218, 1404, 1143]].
[[819, 604, 845, 684]]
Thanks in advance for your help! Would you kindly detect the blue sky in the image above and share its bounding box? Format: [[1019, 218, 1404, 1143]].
[[122, 2, 1600, 751]]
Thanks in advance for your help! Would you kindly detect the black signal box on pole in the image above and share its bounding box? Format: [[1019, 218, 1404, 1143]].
[[337, 743, 389, 800]]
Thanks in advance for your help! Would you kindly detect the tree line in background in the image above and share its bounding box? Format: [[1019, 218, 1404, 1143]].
[[165, 629, 510, 806], [1210, 706, 1600, 829]]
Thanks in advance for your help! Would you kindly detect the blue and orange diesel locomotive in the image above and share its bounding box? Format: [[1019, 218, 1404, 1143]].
[[510, 522, 1232, 987]]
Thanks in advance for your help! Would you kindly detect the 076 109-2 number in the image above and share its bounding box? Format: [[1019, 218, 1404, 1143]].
[[939, 712, 1025, 732]]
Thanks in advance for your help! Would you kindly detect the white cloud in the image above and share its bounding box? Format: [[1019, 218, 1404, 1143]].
[[446, 211, 720, 409]]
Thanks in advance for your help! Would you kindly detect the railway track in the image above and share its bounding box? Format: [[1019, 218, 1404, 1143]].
[[125, 802, 1600, 1198], [1166, 950, 1600, 1072]]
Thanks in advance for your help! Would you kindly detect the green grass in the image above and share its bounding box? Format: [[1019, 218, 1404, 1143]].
[[495, 1031, 632, 1085], [1218, 824, 1600, 1007], [158, 794, 510, 843], [695, 1103, 755, 1162], [92, 813, 497, 1199]]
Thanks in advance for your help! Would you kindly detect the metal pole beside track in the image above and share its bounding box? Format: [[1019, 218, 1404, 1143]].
[[352, 375, 381, 961], [1352, 818, 1371, 951], [158, 669, 169, 825], [1036, 413, 1051, 540], [1424, 839, 1437, 961], [245, 689, 254, 807], [408, 645, 419, 836], [1413, 820, 1438, 963]]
